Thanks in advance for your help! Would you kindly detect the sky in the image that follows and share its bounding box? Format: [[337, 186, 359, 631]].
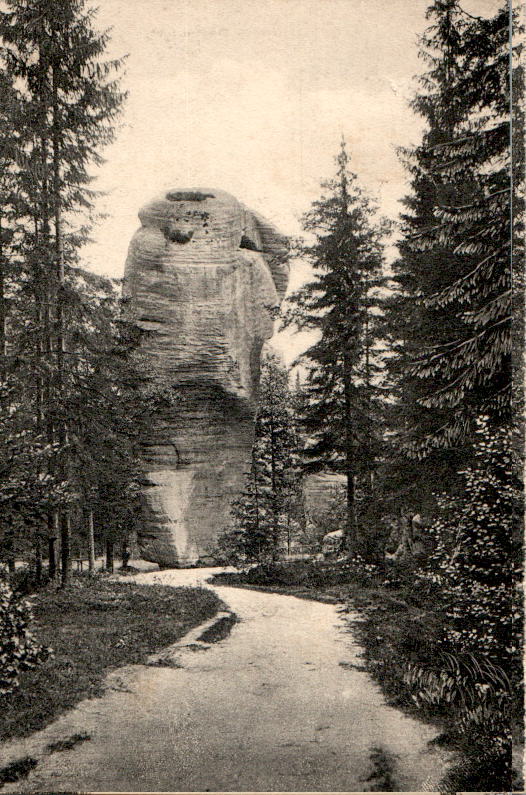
[[84, 0, 502, 365]]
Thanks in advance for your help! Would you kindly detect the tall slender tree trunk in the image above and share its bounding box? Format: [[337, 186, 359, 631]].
[[35, 535, 42, 584], [36, 49, 58, 582], [60, 512, 71, 583], [269, 407, 279, 560], [363, 303, 374, 498], [87, 509, 95, 572], [0, 215, 16, 575], [0, 212, 6, 373], [343, 352, 356, 552], [51, 59, 71, 588], [121, 536, 130, 570], [42, 202, 58, 578], [105, 540, 114, 573], [252, 449, 260, 536], [48, 523, 57, 579], [5, 526, 15, 574]]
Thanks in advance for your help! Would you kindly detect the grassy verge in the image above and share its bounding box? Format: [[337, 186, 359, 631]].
[[0, 575, 221, 743]]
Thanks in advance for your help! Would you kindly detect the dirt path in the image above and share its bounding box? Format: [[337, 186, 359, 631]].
[[0, 568, 449, 792]]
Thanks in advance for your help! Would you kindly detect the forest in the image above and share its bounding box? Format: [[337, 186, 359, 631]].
[[0, 0, 522, 792]]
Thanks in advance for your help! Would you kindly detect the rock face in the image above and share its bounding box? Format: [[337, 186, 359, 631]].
[[123, 189, 289, 566], [302, 472, 347, 529]]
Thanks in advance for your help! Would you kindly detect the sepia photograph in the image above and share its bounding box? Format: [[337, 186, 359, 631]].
[[0, 0, 521, 792]]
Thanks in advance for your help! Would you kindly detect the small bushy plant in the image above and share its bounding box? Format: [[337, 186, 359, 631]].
[[0, 579, 50, 695], [421, 418, 519, 661], [406, 418, 522, 787]]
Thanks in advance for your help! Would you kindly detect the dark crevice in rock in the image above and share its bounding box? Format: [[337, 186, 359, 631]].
[[138, 315, 163, 324], [165, 191, 215, 202], [161, 225, 194, 244], [239, 234, 262, 252]]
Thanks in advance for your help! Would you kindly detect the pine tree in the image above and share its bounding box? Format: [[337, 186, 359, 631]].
[[412, 6, 513, 437], [0, 0, 126, 583], [58, 272, 152, 569], [283, 139, 388, 549], [218, 351, 303, 565], [253, 351, 304, 557], [383, 2, 514, 509]]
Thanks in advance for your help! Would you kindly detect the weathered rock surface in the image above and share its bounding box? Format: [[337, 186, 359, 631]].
[[123, 189, 289, 566], [321, 528, 345, 559], [302, 472, 347, 529]]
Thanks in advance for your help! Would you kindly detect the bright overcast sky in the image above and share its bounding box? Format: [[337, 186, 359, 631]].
[[84, 0, 502, 364]]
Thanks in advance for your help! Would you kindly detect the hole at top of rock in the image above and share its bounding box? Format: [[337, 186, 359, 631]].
[[166, 191, 215, 202], [161, 224, 194, 244]]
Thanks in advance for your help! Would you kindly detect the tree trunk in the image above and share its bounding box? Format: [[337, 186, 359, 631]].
[[87, 510, 95, 572], [0, 212, 6, 372], [35, 536, 42, 584], [343, 352, 356, 551], [252, 450, 260, 536], [121, 537, 130, 571], [363, 302, 373, 499], [52, 59, 73, 584], [37, 57, 56, 586], [6, 527, 15, 574], [60, 512, 71, 587], [269, 408, 279, 560], [48, 531, 57, 579], [48, 512, 58, 579], [105, 541, 114, 573]]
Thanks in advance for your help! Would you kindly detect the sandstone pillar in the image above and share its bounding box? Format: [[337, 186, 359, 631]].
[[123, 189, 289, 566]]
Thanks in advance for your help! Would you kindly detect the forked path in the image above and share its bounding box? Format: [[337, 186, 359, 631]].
[[1, 568, 448, 792]]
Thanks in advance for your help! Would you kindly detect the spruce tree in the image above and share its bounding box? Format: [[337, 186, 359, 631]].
[[283, 139, 387, 550], [253, 350, 304, 557], [218, 351, 303, 565], [412, 5, 513, 437], [383, 2, 514, 510], [0, 0, 126, 583]]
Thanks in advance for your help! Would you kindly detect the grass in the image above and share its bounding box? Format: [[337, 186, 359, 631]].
[[45, 732, 91, 753], [0, 575, 222, 743], [0, 757, 38, 787], [197, 613, 238, 643]]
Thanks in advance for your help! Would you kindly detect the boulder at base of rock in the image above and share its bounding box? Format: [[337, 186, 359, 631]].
[[123, 189, 289, 567], [321, 528, 345, 559]]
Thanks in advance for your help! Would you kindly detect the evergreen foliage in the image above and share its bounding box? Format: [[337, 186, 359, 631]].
[[405, 417, 522, 788], [383, 2, 515, 509], [283, 139, 388, 546], [216, 351, 303, 565], [0, 0, 141, 580]]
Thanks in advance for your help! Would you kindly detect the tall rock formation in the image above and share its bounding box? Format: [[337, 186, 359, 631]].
[[123, 189, 289, 566]]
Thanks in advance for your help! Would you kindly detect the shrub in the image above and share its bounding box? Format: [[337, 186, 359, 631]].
[[404, 418, 522, 788], [8, 567, 49, 596], [213, 557, 385, 590], [0, 579, 50, 695], [421, 418, 520, 661]]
